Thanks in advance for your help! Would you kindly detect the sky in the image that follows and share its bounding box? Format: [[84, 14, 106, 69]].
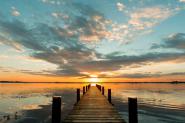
[[0, 0, 185, 82]]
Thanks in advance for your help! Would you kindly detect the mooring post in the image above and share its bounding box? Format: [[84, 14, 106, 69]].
[[52, 96, 61, 123], [102, 86, 104, 95], [86, 85, 88, 91], [128, 97, 138, 123], [108, 89, 111, 103], [77, 88, 80, 102], [83, 86, 85, 95]]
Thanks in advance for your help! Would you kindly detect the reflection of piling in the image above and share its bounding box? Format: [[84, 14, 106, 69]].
[[15, 112, 18, 119], [52, 96, 61, 123], [102, 86, 104, 95], [7, 115, 10, 120], [77, 88, 80, 102], [128, 97, 138, 123], [108, 89, 111, 103]]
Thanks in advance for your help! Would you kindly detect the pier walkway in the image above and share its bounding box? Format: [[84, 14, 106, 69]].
[[63, 86, 126, 123]]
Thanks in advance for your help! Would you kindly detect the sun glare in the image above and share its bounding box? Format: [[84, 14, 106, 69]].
[[91, 83, 96, 86], [89, 77, 100, 83]]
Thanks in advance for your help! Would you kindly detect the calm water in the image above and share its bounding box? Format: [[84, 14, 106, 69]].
[[0, 83, 184, 123]]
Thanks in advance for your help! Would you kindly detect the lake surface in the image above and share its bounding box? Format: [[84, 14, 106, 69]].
[[0, 83, 184, 123]]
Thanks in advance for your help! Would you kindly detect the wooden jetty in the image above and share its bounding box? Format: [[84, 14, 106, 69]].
[[52, 84, 138, 123], [63, 85, 126, 123]]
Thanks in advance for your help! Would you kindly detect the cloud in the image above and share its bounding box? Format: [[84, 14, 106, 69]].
[[151, 33, 185, 50], [98, 72, 185, 79], [0, 3, 185, 78], [27, 50, 185, 78], [78, 51, 185, 73], [76, 16, 112, 42], [0, 55, 8, 59], [117, 2, 125, 11], [20, 68, 87, 77], [51, 12, 61, 18], [0, 66, 14, 73], [70, 3, 133, 43], [0, 20, 46, 51], [0, 13, 103, 77], [122, 72, 185, 78], [51, 12, 69, 19], [0, 34, 22, 51], [1, 17, 185, 77], [100, 6, 178, 44], [179, 0, 185, 3], [64, 3, 112, 43], [119, 73, 160, 78], [41, 0, 61, 5], [128, 6, 172, 30], [11, 7, 20, 16]]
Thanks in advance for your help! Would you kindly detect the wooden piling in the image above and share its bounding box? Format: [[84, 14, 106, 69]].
[[96, 84, 102, 91], [77, 88, 80, 102], [52, 96, 61, 123], [86, 85, 88, 92], [83, 86, 85, 95], [102, 86, 104, 95], [128, 97, 138, 123], [108, 89, 111, 103]]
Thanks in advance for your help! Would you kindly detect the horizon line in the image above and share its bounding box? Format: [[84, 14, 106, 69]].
[[0, 81, 184, 84]]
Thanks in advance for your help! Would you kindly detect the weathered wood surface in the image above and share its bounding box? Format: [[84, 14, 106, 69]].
[[63, 86, 126, 123]]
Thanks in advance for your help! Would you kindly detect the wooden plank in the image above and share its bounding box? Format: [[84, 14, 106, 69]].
[[63, 86, 126, 123]]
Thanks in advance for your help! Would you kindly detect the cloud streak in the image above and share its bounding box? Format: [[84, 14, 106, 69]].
[[97, 72, 185, 79], [11, 7, 20, 16], [128, 6, 173, 30], [151, 33, 185, 50], [117, 2, 125, 11]]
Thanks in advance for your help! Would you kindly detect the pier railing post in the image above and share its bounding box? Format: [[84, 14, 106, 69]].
[[108, 89, 111, 103], [77, 88, 80, 102], [83, 86, 85, 95], [128, 97, 138, 123], [52, 96, 61, 123], [102, 86, 104, 95]]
